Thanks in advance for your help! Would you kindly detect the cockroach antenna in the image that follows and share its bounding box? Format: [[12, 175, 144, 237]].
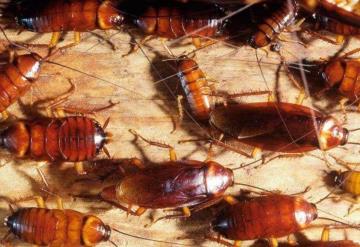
[[111, 227, 196, 246]]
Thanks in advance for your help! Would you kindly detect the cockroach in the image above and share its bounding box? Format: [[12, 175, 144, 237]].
[[3, 196, 187, 247], [287, 48, 360, 107], [3, 0, 230, 48], [80, 129, 235, 220], [0, 116, 111, 174], [128, 2, 229, 48], [2, 0, 125, 47], [301, 0, 360, 43], [249, 0, 299, 48], [211, 193, 358, 246], [5, 207, 112, 246], [177, 55, 215, 121], [317, 50, 360, 103], [100, 159, 234, 218], [209, 102, 350, 153], [0, 51, 42, 119]]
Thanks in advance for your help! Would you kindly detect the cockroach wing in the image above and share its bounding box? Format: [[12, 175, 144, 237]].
[[320, 0, 360, 27], [117, 162, 209, 209], [210, 102, 323, 140]]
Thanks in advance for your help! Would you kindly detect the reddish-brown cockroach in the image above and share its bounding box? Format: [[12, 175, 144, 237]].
[[100, 159, 234, 218], [211, 193, 358, 246], [2, 0, 125, 47], [79, 129, 235, 220], [0, 116, 111, 173], [249, 0, 299, 48], [3, 0, 230, 48], [288, 48, 360, 107], [209, 102, 350, 153], [0, 51, 42, 119], [127, 2, 229, 48], [177, 55, 215, 121], [3, 195, 185, 247], [301, 0, 360, 43]]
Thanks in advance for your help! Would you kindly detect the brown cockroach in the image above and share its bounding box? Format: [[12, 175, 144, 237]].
[[2, 0, 125, 48], [211, 193, 358, 247], [3, 0, 230, 49], [79, 129, 237, 220], [100, 159, 234, 218], [209, 101, 350, 154], [0, 116, 111, 174], [249, 0, 300, 48], [177, 55, 215, 121], [127, 1, 230, 48], [288, 48, 360, 107], [0, 51, 42, 119], [3, 196, 187, 247], [301, 0, 360, 43]]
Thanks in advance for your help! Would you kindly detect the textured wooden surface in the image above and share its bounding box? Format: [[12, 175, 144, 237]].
[[0, 15, 360, 247]]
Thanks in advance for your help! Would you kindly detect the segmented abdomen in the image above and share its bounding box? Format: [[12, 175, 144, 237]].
[[213, 195, 316, 240], [249, 0, 298, 48], [178, 57, 213, 121], [0, 54, 40, 112], [16, 0, 101, 32], [0, 116, 106, 162], [5, 208, 111, 246], [341, 171, 360, 196], [135, 6, 224, 39]]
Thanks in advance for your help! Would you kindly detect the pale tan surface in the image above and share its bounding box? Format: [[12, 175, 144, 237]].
[[0, 15, 360, 247]]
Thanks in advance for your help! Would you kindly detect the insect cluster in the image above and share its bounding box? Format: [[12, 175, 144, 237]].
[[0, 0, 359, 246]]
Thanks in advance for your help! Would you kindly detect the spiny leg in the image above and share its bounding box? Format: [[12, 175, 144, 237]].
[[152, 206, 191, 225], [129, 129, 177, 161]]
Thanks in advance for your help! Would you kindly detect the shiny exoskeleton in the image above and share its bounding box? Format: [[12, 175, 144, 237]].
[[212, 194, 318, 241], [328, 170, 360, 196], [0, 116, 107, 162], [9, 0, 124, 33], [177, 56, 214, 121], [132, 3, 227, 41], [100, 160, 233, 210], [210, 102, 349, 153], [0, 53, 41, 113], [5, 207, 111, 246], [249, 0, 299, 48], [321, 58, 360, 101], [306, 0, 360, 36]]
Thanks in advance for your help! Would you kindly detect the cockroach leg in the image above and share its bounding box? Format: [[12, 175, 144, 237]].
[[321, 227, 330, 241], [129, 129, 177, 161], [152, 206, 191, 224], [0, 111, 9, 122], [75, 162, 87, 175], [339, 98, 349, 123], [172, 95, 184, 133], [135, 207, 147, 216], [128, 158, 145, 170], [33, 196, 46, 209], [269, 237, 278, 247], [251, 147, 262, 159], [49, 32, 62, 48], [123, 35, 155, 57], [223, 195, 239, 206]]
